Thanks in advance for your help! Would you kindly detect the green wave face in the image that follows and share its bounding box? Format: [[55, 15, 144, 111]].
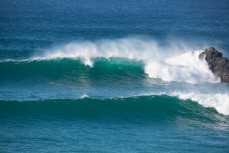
[[0, 58, 146, 85], [0, 95, 226, 126]]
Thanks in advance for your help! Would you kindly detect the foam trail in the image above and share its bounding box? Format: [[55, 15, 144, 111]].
[[171, 92, 229, 115]]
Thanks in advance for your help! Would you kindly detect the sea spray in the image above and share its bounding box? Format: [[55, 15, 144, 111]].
[[30, 38, 219, 84], [170, 92, 229, 115], [145, 51, 220, 84], [32, 38, 196, 66]]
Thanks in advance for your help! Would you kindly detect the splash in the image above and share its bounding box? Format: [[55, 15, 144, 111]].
[[171, 92, 229, 115], [145, 51, 219, 84], [31, 37, 218, 84]]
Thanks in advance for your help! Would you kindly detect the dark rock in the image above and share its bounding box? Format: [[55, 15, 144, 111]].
[[199, 47, 229, 83]]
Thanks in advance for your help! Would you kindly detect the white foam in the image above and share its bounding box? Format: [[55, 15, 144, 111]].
[[32, 37, 218, 84], [145, 51, 220, 84], [171, 92, 229, 115], [80, 94, 89, 99], [135, 91, 229, 115]]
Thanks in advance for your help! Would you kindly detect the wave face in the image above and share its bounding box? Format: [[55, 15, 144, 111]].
[[0, 96, 227, 125], [0, 58, 145, 84]]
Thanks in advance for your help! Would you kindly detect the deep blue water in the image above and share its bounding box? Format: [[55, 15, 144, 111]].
[[0, 0, 229, 152]]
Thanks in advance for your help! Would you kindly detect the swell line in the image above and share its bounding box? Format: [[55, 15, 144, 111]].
[[0, 95, 223, 123]]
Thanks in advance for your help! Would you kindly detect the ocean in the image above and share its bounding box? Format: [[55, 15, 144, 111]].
[[0, 0, 229, 152]]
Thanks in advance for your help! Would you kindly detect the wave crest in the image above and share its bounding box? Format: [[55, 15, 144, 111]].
[[172, 92, 229, 115], [31, 37, 218, 84]]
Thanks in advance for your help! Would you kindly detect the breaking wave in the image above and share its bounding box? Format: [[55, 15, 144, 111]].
[[1, 38, 228, 115], [0, 38, 220, 84]]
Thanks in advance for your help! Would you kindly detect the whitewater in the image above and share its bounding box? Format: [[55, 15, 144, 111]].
[[1, 38, 228, 115], [28, 38, 219, 84]]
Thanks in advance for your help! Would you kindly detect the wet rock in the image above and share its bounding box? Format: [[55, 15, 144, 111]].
[[199, 47, 229, 83]]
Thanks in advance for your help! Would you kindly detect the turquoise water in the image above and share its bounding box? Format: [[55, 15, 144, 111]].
[[1, 96, 229, 153], [1, 0, 229, 152]]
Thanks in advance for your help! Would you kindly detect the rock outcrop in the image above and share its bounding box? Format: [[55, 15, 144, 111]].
[[199, 47, 229, 83]]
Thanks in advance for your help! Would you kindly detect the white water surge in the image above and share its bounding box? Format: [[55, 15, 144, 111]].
[[171, 92, 229, 115], [145, 50, 219, 84], [34, 38, 219, 84]]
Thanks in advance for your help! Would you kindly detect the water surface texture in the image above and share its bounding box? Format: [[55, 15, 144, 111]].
[[1, 0, 229, 152]]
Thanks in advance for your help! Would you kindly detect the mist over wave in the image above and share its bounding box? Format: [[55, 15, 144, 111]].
[[34, 37, 199, 64], [30, 37, 218, 84]]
